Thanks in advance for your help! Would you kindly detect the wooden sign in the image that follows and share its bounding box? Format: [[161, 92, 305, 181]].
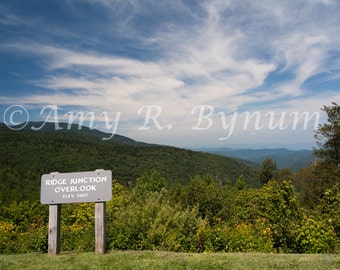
[[41, 170, 112, 204], [41, 170, 111, 255]]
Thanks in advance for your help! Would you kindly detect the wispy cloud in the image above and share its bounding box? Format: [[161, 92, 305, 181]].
[[1, 0, 339, 147]]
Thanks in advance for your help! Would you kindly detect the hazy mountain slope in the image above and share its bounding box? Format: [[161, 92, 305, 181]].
[[198, 147, 314, 171]]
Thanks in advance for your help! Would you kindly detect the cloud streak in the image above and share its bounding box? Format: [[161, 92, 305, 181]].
[[0, 0, 339, 147]]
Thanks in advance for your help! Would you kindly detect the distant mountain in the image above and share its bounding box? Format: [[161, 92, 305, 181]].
[[195, 147, 314, 171]]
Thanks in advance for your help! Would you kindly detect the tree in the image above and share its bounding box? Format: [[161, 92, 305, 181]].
[[258, 158, 278, 185], [294, 162, 339, 208], [314, 102, 340, 167], [179, 175, 225, 222], [294, 102, 340, 208], [135, 170, 168, 193], [275, 167, 294, 181], [235, 175, 247, 190], [258, 180, 302, 252]]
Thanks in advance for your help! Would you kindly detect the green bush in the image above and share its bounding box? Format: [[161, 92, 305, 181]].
[[295, 217, 337, 253], [318, 183, 340, 237], [16, 225, 47, 253], [0, 200, 48, 254], [61, 223, 94, 251], [107, 190, 201, 252], [198, 218, 274, 252], [257, 180, 302, 253], [0, 221, 16, 253]]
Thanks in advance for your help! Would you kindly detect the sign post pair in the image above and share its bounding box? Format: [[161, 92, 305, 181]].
[[40, 170, 112, 255]]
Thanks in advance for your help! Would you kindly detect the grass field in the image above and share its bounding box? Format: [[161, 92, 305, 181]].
[[1, 251, 339, 270]]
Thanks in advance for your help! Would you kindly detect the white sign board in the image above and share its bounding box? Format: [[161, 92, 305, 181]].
[[41, 170, 112, 204]]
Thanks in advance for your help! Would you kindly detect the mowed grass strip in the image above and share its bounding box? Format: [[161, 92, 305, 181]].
[[0, 251, 339, 270]]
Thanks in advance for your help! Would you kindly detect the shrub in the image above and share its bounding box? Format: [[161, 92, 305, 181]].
[[0, 221, 16, 254], [257, 180, 302, 252], [318, 183, 340, 237], [106, 190, 201, 252], [61, 223, 94, 251], [295, 217, 337, 253], [17, 225, 47, 253], [198, 218, 274, 253]]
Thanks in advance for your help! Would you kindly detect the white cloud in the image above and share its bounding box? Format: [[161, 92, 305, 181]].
[[1, 0, 339, 147]]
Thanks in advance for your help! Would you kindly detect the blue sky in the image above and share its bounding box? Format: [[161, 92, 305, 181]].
[[0, 0, 339, 149]]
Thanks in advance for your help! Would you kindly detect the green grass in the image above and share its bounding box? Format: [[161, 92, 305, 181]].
[[1, 251, 339, 270]]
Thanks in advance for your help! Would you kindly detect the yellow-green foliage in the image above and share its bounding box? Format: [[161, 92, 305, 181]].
[[318, 183, 340, 236], [0, 175, 338, 254], [106, 188, 201, 252], [198, 218, 274, 253], [0, 221, 16, 253], [296, 217, 337, 253]]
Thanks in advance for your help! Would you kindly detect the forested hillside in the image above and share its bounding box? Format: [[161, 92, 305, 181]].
[[0, 123, 259, 205]]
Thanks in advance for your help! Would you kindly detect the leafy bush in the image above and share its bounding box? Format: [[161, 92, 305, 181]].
[[0, 221, 16, 253], [174, 175, 227, 223], [295, 217, 337, 253], [61, 223, 94, 251], [198, 218, 274, 252], [106, 190, 201, 252], [16, 225, 47, 253], [256, 180, 302, 253], [318, 183, 340, 237], [0, 200, 48, 254]]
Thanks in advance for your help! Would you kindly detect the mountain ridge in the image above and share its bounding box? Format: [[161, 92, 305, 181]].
[[195, 147, 314, 171], [4, 121, 314, 171], [8, 121, 153, 146]]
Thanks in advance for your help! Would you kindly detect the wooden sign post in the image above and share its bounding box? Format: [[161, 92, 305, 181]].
[[95, 202, 106, 254], [48, 204, 61, 255], [41, 170, 112, 255]]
